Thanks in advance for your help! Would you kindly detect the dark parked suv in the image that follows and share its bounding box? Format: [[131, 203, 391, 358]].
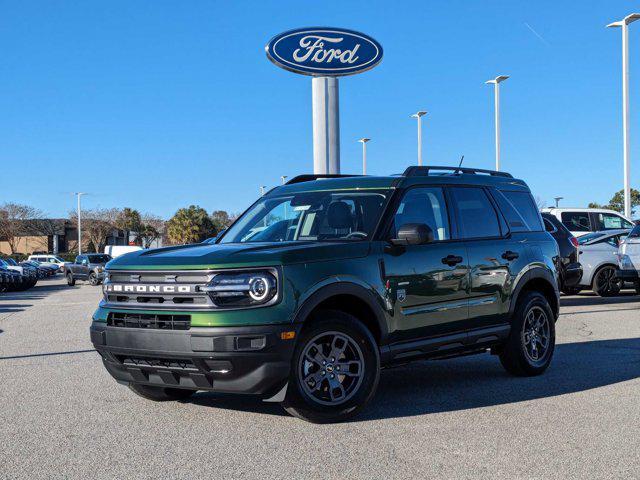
[[90, 166, 560, 422]]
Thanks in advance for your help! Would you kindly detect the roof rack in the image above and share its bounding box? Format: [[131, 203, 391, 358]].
[[403, 165, 513, 178], [285, 174, 362, 185]]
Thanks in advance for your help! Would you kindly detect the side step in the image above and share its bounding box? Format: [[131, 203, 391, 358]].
[[380, 324, 510, 365]]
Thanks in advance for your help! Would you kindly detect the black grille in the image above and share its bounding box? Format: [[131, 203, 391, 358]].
[[107, 312, 191, 330], [117, 355, 198, 371]]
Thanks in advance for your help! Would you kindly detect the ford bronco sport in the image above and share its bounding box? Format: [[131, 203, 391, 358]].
[[90, 166, 560, 423]]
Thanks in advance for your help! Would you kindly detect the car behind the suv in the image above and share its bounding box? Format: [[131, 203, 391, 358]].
[[90, 166, 560, 422], [66, 254, 112, 286]]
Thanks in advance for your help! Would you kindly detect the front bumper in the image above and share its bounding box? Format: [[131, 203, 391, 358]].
[[90, 322, 300, 396], [615, 269, 639, 282]]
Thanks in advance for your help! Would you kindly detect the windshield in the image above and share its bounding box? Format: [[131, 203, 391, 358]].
[[629, 225, 640, 238], [87, 254, 112, 263], [578, 232, 605, 245], [220, 189, 390, 244]]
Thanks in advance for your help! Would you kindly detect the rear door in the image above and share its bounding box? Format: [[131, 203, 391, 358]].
[[450, 187, 525, 329]]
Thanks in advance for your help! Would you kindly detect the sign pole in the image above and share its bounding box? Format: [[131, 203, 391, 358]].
[[312, 76, 340, 174]]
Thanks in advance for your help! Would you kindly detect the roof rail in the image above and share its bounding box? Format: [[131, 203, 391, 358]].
[[285, 174, 362, 185], [403, 165, 513, 178]]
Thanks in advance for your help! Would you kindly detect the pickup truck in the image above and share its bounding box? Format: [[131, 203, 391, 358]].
[[65, 254, 112, 286]]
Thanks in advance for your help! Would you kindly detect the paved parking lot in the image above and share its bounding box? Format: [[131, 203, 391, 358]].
[[1, 277, 639, 479]]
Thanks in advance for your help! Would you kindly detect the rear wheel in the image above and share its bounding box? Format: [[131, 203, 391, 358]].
[[89, 272, 99, 286], [128, 383, 195, 402], [66, 273, 75, 286], [593, 265, 621, 297], [282, 310, 380, 423], [500, 291, 555, 376]]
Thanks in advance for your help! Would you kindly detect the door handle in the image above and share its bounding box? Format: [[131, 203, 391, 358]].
[[441, 255, 464, 266], [502, 250, 519, 261]]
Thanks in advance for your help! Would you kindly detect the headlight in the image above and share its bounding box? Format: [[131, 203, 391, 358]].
[[201, 270, 278, 308]]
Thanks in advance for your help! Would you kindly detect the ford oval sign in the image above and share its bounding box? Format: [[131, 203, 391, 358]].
[[266, 27, 383, 77]]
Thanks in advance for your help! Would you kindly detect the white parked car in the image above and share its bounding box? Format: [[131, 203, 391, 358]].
[[617, 224, 640, 294], [27, 254, 67, 272], [541, 208, 634, 237], [569, 229, 631, 297]]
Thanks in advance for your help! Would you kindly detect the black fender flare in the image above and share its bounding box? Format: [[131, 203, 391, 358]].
[[509, 267, 560, 319], [292, 281, 389, 344]]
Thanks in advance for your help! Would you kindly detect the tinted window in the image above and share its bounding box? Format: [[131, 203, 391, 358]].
[[502, 191, 543, 231], [594, 213, 634, 230], [451, 187, 501, 238], [561, 212, 591, 232], [490, 189, 527, 233], [543, 218, 557, 233], [392, 187, 450, 241], [87, 254, 111, 263], [578, 232, 605, 245], [629, 225, 640, 238]]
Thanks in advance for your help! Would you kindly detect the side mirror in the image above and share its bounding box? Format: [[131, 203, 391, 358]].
[[390, 223, 434, 246]]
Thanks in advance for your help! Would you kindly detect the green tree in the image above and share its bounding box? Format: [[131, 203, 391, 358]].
[[166, 205, 214, 244], [116, 208, 143, 232], [210, 210, 232, 235], [589, 188, 640, 216]]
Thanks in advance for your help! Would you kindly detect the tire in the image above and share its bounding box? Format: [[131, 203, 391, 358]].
[[592, 265, 621, 297], [128, 383, 195, 402], [66, 273, 76, 286], [281, 310, 380, 423], [499, 291, 556, 377], [89, 272, 99, 286], [561, 286, 582, 296]]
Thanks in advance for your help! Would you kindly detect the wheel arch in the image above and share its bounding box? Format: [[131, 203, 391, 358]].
[[509, 268, 560, 321], [293, 282, 389, 346]]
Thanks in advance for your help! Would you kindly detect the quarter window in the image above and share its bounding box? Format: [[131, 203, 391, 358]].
[[392, 187, 450, 241], [561, 212, 591, 232], [451, 187, 502, 239], [502, 191, 543, 231]]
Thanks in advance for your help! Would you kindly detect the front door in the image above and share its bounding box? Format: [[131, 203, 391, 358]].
[[382, 186, 469, 342]]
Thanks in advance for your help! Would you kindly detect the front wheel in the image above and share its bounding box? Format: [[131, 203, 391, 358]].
[[89, 272, 99, 286], [593, 265, 621, 297], [281, 310, 380, 423], [128, 383, 195, 402], [500, 291, 556, 376]]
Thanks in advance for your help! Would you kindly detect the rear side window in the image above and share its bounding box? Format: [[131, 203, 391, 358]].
[[501, 191, 543, 231], [451, 187, 502, 239], [594, 212, 634, 230], [561, 212, 591, 232]]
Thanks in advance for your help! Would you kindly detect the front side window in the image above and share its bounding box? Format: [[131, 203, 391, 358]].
[[451, 187, 501, 239], [595, 213, 634, 230], [391, 187, 450, 241], [220, 189, 389, 244], [561, 212, 591, 232]]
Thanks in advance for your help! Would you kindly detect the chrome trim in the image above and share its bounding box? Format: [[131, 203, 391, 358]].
[[402, 298, 468, 316]]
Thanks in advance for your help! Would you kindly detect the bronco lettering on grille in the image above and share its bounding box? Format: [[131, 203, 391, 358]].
[[106, 284, 193, 293]]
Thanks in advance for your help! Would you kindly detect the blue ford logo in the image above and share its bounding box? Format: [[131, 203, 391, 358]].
[[266, 27, 383, 77]]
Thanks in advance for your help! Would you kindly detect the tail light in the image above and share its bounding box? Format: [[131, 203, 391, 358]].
[[570, 236, 579, 248]]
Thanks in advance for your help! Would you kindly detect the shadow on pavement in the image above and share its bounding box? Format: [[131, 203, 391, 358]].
[[0, 280, 77, 314], [188, 337, 640, 421], [561, 292, 639, 308]]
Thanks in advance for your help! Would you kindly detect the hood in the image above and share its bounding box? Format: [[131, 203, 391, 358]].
[[106, 241, 371, 270]]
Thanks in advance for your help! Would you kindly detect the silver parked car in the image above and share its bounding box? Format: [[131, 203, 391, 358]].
[[617, 224, 640, 294], [572, 229, 631, 296]]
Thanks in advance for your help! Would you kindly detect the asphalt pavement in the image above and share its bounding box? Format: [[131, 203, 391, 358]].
[[1, 277, 639, 479]]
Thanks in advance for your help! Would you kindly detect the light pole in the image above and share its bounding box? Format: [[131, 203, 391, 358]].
[[358, 138, 370, 174], [74, 192, 86, 255], [485, 75, 509, 171], [410, 111, 427, 166], [608, 13, 640, 218], [554, 197, 563, 208]]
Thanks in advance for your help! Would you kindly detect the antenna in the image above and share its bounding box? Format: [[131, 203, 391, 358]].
[[456, 155, 465, 173]]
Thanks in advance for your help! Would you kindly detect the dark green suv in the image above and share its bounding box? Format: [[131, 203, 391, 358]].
[[90, 166, 560, 422]]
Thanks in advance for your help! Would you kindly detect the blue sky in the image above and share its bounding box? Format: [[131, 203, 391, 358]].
[[1, 0, 640, 218]]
